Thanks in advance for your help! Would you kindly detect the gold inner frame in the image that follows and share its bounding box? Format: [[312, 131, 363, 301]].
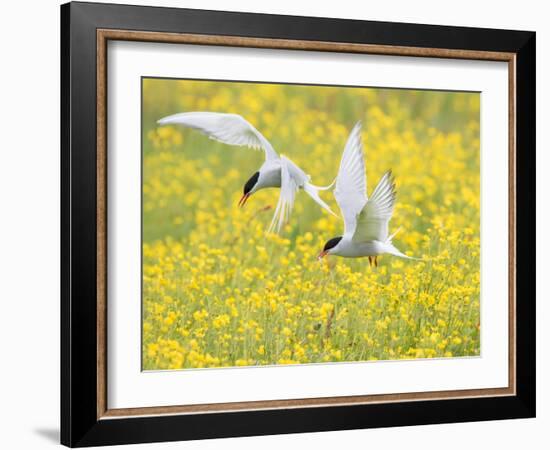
[[96, 29, 517, 420]]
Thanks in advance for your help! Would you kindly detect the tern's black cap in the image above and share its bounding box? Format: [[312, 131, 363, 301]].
[[323, 236, 342, 251], [243, 172, 260, 195]]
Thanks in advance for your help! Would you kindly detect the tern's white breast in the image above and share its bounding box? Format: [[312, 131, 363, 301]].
[[333, 237, 388, 258], [257, 160, 282, 190]]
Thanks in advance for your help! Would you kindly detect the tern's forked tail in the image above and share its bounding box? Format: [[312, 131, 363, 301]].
[[384, 229, 419, 260], [310, 178, 337, 191], [383, 243, 417, 260], [303, 182, 337, 217]]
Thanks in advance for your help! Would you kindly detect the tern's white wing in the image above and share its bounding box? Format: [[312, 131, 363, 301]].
[[352, 170, 396, 243], [267, 156, 303, 234], [333, 122, 367, 235], [157, 112, 279, 161], [267, 155, 336, 234]]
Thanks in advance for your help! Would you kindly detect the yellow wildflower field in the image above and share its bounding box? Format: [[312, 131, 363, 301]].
[[142, 78, 480, 370]]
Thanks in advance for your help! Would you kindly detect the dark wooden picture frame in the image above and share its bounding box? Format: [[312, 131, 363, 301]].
[[61, 1, 535, 447]]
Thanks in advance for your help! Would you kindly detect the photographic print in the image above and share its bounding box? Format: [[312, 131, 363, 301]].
[[141, 78, 481, 371]]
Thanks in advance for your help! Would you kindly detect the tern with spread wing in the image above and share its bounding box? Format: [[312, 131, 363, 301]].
[[157, 112, 336, 233], [317, 122, 415, 266]]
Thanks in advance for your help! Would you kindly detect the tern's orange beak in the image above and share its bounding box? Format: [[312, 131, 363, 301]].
[[317, 250, 329, 260], [238, 193, 251, 208]]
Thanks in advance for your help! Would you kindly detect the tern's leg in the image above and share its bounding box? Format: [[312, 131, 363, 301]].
[[368, 256, 372, 267], [374, 256, 378, 267]]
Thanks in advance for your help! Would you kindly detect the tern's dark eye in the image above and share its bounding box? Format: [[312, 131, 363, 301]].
[[323, 236, 342, 251], [243, 172, 260, 195]]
